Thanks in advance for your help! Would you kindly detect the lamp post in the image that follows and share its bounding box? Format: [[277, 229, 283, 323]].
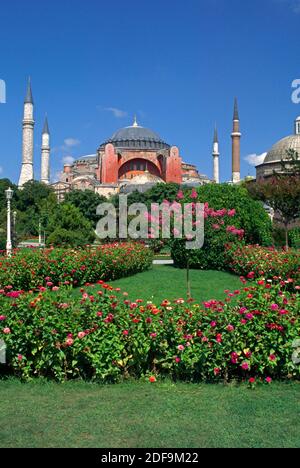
[[5, 187, 13, 257], [38, 220, 42, 245]]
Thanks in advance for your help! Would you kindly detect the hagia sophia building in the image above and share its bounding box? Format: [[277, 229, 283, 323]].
[[18, 79, 249, 198]]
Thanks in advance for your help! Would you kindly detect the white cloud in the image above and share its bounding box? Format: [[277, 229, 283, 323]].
[[103, 107, 128, 118], [0, 166, 3, 175], [62, 156, 75, 165], [244, 152, 267, 167], [64, 138, 81, 148], [275, 0, 300, 13]]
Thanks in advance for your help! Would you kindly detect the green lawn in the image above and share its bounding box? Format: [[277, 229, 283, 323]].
[[0, 379, 299, 448], [79, 266, 242, 304], [109, 266, 242, 303]]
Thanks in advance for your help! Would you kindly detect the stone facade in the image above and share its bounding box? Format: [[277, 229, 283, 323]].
[[54, 121, 210, 199]]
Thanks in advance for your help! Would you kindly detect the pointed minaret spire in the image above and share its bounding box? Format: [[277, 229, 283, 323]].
[[42, 115, 50, 134], [41, 115, 50, 185], [18, 78, 35, 188], [233, 97, 239, 121], [231, 97, 241, 184], [133, 115, 139, 127], [213, 124, 218, 144], [24, 77, 34, 104], [212, 124, 220, 184]]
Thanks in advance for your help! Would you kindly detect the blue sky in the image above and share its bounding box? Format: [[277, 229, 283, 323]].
[[0, 0, 300, 183]]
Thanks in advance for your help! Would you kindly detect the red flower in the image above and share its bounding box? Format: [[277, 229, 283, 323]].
[[122, 330, 129, 336], [265, 377, 272, 384], [249, 377, 256, 384], [149, 376, 156, 383], [214, 368, 221, 376], [269, 354, 276, 362]]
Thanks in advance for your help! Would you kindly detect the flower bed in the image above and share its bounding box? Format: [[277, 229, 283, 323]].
[[226, 244, 300, 287], [0, 243, 153, 291], [0, 280, 299, 382]]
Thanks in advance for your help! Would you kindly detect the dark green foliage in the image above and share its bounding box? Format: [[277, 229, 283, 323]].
[[64, 190, 107, 227], [289, 227, 300, 249], [46, 204, 95, 247]]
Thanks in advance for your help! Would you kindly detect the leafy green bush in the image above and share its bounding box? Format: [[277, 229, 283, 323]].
[[46, 204, 95, 247], [289, 228, 300, 249], [0, 243, 153, 290], [0, 280, 299, 382]]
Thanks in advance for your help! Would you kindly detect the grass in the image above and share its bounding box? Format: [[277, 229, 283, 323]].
[[0, 379, 299, 448], [106, 266, 242, 304]]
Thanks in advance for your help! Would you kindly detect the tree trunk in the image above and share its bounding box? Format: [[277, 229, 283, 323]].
[[285, 223, 289, 251], [186, 258, 191, 299]]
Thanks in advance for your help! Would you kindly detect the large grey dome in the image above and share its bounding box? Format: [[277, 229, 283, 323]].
[[101, 120, 170, 150], [264, 134, 300, 163]]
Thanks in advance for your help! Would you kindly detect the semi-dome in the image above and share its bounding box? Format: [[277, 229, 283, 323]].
[[264, 134, 300, 163], [101, 117, 170, 150]]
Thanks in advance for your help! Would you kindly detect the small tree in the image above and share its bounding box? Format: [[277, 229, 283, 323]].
[[247, 175, 300, 249]]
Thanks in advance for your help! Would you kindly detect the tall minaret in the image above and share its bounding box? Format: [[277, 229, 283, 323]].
[[41, 116, 50, 184], [231, 97, 241, 184], [212, 125, 220, 184], [18, 78, 35, 188]]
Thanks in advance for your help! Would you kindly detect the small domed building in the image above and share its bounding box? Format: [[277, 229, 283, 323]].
[[256, 117, 300, 180], [53, 117, 209, 199]]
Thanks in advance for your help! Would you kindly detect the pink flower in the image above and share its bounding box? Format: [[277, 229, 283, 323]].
[[0, 315, 6, 321], [227, 324, 234, 332], [150, 333, 157, 339], [3, 327, 11, 335], [65, 337, 74, 347], [216, 334, 222, 343], [214, 368, 221, 376], [17, 354, 23, 362], [245, 313, 254, 320], [241, 362, 249, 371], [249, 377, 256, 384], [279, 309, 288, 315], [122, 330, 129, 336], [177, 345, 185, 351], [177, 190, 184, 200], [190, 189, 198, 199], [271, 304, 279, 311], [78, 332, 86, 339], [52, 286, 60, 292], [265, 377, 272, 384], [175, 357, 181, 363], [210, 321, 217, 328], [269, 354, 276, 362]]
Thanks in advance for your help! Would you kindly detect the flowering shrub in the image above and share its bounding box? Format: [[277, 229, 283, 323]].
[[171, 197, 244, 270], [171, 184, 273, 270], [226, 244, 300, 288], [0, 280, 299, 382], [0, 243, 153, 291]]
